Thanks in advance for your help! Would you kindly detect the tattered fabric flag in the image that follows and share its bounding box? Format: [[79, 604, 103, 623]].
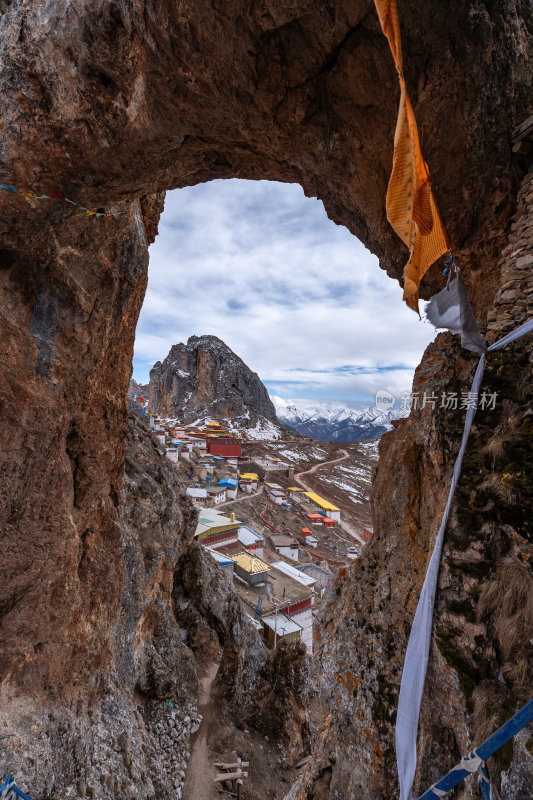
[[374, 0, 450, 312], [0, 183, 123, 217], [425, 272, 486, 354]]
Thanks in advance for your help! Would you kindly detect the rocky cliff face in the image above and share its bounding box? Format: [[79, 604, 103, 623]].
[[0, 2, 532, 798], [286, 175, 533, 799], [148, 334, 278, 426], [288, 328, 533, 800], [0, 411, 308, 798]]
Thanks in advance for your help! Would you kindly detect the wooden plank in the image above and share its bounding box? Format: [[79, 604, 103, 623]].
[[214, 771, 243, 782], [295, 755, 312, 769], [512, 113, 533, 143], [213, 761, 249, 769]]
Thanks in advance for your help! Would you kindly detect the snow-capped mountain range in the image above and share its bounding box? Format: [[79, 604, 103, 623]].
[[271, 396, 407, 442]]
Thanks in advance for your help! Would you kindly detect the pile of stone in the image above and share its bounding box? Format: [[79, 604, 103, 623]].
[[146, 700, 203, 799], [488, 171, 533, 334]]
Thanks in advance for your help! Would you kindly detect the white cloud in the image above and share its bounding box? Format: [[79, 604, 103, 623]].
[[133, 179, 437, 404]]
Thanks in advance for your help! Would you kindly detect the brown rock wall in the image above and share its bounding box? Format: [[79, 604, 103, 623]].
[[0, 203, 150, 692], [1, 1, 531, 303], [0, 2, 532, 797], [488, 171, 533, 334]]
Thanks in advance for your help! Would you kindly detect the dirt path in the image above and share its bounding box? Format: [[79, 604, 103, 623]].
[[219, 483, 264, 507], [294, 450, 365, 546], [182, 661, 220, 800], [294, 448, 350, 480]]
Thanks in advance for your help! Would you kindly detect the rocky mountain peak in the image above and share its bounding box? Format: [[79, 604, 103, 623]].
[[147, 335, 278, 426]]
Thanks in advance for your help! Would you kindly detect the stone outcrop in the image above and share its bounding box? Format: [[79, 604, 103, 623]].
[[0, 1, 530, 305], [487, 171, 533, 334], [291, 323, 533, 799], [148, 334, 278, 425], [0, 2, 532, 798], [0, 410, 199, 798], [0, 411, 307, 797], [173, 541, 310, 759]]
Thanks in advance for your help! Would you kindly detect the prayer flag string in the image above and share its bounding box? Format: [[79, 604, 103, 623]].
[[0, 183, 126, 218]]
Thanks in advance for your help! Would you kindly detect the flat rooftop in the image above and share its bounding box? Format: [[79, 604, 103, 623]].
[[232, 561, 314, 617], [303, 492, 340, 513], [195, 508, 239, 538], [272, 535, 298, 548], [262, 614, 302, 636], [271, 561, 316, 587], [205, 546, 234, 566]]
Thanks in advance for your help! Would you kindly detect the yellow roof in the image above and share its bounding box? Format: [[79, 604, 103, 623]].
[[287, 487, 303, 492], [231, 552, 272, 574], [207, 421, 221, 426], [239, 473, 259, 480], [303, 492, 340, 512]]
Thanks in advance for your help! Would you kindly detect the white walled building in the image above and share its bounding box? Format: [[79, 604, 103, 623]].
[[272, 535, 299, 561], [186, 487, 208, 507], [207, 486, 227, 505]]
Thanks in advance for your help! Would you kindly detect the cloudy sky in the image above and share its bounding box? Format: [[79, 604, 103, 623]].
[[132, 179, 437, 410]]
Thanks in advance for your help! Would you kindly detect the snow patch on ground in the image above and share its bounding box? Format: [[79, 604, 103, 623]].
[[356, 440, 380, 458], [310, 446, 328, 459], [247, 417, 284, 440], [320, 473, 367, 502], [278, 448, 308, 464]]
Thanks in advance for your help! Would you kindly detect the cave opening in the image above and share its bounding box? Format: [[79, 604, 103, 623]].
[[132, 178, 436, 418]]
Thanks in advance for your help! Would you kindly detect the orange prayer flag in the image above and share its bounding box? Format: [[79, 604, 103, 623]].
[[374, 0, 449, 312]]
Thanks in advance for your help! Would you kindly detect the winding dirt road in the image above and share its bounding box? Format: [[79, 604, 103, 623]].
[[294, 449, 365, 545]]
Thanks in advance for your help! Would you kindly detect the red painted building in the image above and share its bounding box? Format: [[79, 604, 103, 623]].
[[281, 597, 312, 615], [206, 437, 242, 457]]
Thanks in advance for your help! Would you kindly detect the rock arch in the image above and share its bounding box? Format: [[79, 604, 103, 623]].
[[0, 2, 531, 797]]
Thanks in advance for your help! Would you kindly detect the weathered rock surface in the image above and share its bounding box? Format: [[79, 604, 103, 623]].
[[487, 171, 533, 335], [0, 410, 198, 798], [0, 1, 530, 307], [293, 332, 533, 799], [148, 334, 278, 425], [0, 2, 532, 798], [173, 540, 310, 759], [0, 411, 308, 797]]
